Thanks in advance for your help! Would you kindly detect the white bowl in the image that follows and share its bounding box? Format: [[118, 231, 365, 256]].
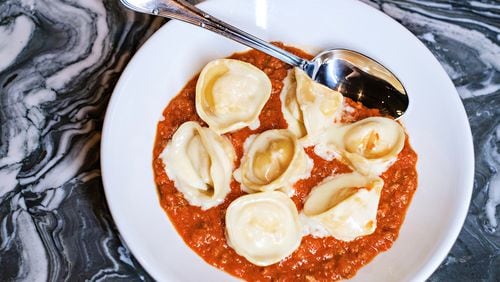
[[101, 0, 474, 281]]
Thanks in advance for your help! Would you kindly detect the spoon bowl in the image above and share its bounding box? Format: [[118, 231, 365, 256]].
[[305, 49, 408, 118], [120, 0, 408, 118]]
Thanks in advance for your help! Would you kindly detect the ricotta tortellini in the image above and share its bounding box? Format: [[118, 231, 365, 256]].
[[196, 59, 272, 134], [315, 117, 405, 176], [302, 172, 384, 241], [234, 129, 312, 194], [160, 121, 235, 210], [225, 191, 302, 266], [280, 68, 344, 140]]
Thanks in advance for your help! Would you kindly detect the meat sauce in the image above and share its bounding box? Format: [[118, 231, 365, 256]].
[[153, 44, 418, 281]]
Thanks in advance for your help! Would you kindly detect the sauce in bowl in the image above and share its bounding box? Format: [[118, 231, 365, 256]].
[[153, 43, 417, 281]]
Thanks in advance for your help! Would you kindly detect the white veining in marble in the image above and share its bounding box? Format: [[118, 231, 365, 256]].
[[46, 0, 109, 90], [16, 210, 48, 282], [485, 125, 500, 229], [0, 16, 34, 73]]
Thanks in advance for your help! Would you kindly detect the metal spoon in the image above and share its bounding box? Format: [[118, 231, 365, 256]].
[[120, 0, 409, 118]]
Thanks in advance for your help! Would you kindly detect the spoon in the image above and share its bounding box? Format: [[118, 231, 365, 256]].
[[120, 0, 409, 118]]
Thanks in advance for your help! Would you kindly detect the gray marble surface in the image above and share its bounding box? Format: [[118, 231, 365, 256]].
[[0, 0, 498, 281]]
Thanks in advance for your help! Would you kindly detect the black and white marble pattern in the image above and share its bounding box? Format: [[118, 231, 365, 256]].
[[0, 0, 498, 281]]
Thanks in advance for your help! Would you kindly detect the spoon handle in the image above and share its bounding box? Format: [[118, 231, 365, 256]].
[[154, 0, 306, 67]]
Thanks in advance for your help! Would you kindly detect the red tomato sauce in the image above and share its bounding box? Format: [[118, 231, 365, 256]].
[[153, 43, 418, 281]]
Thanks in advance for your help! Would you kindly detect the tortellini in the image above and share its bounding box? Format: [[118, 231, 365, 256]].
[[160, 121, 235, 210], [280, 69, 306, 137], [315, 117, 405, 176], [195, 59, 272, 134], [302, 172, 384, 241], [159, 56, 412, 266], [234, 129, 312, 194], [280, 68, 344, 140], [225, 191, 302, 266]]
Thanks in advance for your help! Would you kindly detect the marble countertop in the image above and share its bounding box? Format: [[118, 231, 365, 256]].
[[0, 0, 498, 281]]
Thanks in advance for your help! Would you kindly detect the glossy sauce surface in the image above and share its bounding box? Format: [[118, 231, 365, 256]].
[[153, 44, 418, 281]]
